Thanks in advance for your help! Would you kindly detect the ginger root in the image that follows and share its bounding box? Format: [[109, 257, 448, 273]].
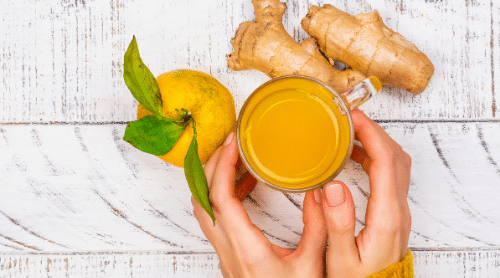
[[302, 5, 434, 95], [228, 0, 366, 94], [229, 1, 434, 95]]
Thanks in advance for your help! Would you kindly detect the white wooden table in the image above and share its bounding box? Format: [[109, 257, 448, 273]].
[[1, 0, 499, 277]]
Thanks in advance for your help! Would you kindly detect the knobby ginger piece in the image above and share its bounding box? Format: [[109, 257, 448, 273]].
[[302, 5, 434, 95], [228, 0, 366, 94]]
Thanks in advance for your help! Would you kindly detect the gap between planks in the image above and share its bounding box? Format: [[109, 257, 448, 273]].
[[1, 247, 500, 256], [0, 249, 499, 278], [1, 119, 500, 126]]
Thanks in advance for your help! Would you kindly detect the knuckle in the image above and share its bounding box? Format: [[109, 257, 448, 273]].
[[209, 194, 223, 214], [399, 150, 412, 168], [377, 210, 404, 235], [209, 190, 230, 215], [377, 145, 398, 164], [328, 219, 355, 236], [241, 245, 272, 269]]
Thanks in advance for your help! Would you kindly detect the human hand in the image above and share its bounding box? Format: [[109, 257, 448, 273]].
[[192, 132, 328, 278], [319, 109, 412, 278]]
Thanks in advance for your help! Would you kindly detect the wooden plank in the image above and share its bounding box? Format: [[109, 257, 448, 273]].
[[0, 0, 497, 122], [0, 0, 497, 275], [0, 0, 262, 123], [0, 250, 499, 277], [0, 122, 499, 252], [0, 251, 223, 278], [493, 0, 500, 118], [412, 249, 500, 278], [324, 0, 497, 119]]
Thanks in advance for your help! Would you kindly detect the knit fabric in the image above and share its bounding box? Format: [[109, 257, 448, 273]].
[[365, 250, 414, 278]]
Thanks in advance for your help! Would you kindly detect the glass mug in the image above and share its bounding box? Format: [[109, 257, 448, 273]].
[[236, 75, 381, 192]]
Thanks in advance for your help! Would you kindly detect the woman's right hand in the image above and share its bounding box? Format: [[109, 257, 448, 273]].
[[318, 109, 412, 278]]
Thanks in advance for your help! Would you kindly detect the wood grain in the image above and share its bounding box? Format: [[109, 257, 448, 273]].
[[1, 0, 499, 276], [493, 0, 500, 117], [0, 123, 498, 252], [0, 250, 499, 277], [0, 0, 498, 122], [0, 251, 223, 278]]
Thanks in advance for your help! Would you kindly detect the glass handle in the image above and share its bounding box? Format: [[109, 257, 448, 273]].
[[342, 76, 382, 110]]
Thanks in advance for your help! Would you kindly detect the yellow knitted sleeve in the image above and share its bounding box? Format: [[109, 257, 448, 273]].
[[365, 250, 414, 278]]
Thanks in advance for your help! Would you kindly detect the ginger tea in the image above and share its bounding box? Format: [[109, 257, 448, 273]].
[[237, 76, 352, 191]]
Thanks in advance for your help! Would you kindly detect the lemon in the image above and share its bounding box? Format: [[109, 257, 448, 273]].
[[137, 69, 236, 167]]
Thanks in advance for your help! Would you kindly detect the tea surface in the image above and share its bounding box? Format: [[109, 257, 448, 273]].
[[245, 89, 338, 183], [239, 78, 351, 190]]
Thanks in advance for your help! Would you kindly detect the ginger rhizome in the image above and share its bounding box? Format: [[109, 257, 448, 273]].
[[229, 1, 434, 95], [302, 5, 434, 95], [228, 0, 366, 94]]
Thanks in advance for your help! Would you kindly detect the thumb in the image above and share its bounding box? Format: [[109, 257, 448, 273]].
[[293, 190, 327, 261], [322, 181, 360, 275], [209, 133, 263, 238]]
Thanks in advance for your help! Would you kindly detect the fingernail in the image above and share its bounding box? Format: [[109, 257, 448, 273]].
[[324, 182, 345, 207], [224, 132, 234, 146], [313, 189, 322, 204]]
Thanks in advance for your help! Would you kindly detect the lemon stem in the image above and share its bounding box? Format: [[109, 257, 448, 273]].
[[176, 108, 193, 128]]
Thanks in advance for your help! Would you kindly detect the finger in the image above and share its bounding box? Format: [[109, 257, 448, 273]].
[[322, 181, 360, 277], [193, 137, 228, 247], [351, 110, 411, 196], [204, 146, 223, 187], [209, 133, 266, 242], [351, 109, 399, 204], [235, 156, 242, 169], [351, 110, 412, 264], [350, 144, 370, 173], [292, 190, 327, 266], [234, 171, 258, 201], [207, 148, 257, 201], [351, 109, 399, 157], [351, 109, 409, 224], [209, 132, 240, 213]]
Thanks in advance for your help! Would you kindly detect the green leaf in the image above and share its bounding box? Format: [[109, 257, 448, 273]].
[[123, 116, 184, 156], [124, 36, 163, 117], [184, 120, 215, 225]]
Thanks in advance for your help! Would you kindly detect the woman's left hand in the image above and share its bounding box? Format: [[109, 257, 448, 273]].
[[192, 132, 328, 278]]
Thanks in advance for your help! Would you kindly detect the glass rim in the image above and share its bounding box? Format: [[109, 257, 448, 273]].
[[236, 75, 355, 193]]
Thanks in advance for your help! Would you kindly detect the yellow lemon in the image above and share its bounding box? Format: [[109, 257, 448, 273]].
[[137, 69, 236, 167]]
